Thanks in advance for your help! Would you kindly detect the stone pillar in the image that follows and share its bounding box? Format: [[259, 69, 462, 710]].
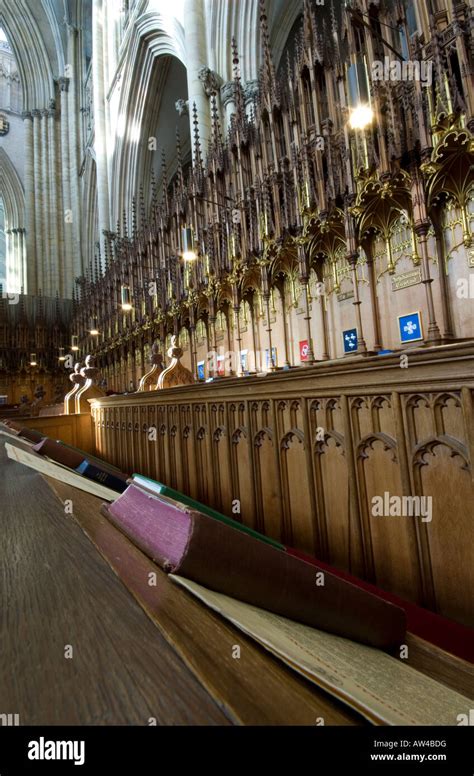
[[22, 111, 36, 294], [32, 110, 44, 293], [66, 25, 83, 280], [92, 3, 110, 261], [59, 77, 74, 295], [184, 0, 211, 158], [220, 81, 235, 129], [48, 107, 62, 295], [19, 229, 26, 291], [244, 79, 259, 120], [40, 110, 51, 295]]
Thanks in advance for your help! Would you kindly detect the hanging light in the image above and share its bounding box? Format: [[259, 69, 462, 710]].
[[58, 347, 66, 362], [71, 335, 79, 352], [181, 226, 197, 261], [349, 104, 374, 130], [30, 353, 37, 367], [120, 284, 133, 312], [89, 316, 99, 336]]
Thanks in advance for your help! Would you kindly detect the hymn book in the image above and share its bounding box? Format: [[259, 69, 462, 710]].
[[4, 442, 118, 501], [170, 576, 472, 726], [101, 482, 406, 648], [131, 473, 284, 549]]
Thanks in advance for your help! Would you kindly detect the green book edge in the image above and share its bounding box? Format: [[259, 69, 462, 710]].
[[132, 473, 285, 551]]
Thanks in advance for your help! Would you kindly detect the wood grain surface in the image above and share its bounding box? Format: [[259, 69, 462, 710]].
[[0, 440, 229, 725]]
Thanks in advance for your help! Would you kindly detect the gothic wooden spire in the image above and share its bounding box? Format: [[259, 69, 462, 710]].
[[231, 37, 246, 128], [259, 0, 278, 108]]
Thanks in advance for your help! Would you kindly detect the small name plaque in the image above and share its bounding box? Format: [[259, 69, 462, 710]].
[[391, 269, 422, 291], [337, 291, 354, 302]]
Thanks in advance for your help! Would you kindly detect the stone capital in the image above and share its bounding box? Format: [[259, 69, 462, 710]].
[[220, 81, 235, 107], [243, 79, 259, 104]]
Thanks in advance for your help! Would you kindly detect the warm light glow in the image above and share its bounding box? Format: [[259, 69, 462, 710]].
[[349, 104, 374, 130], [30, 353, 37, 367], [181, 227, 198, 262], [58, 347, 66, 362], [89, 317, 99, 336], [121, 285, 133, 312], [71, 335, 79, 351]]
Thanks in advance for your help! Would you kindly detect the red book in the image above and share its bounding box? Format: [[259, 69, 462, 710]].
[[32, 438, 86, 469], [102, 483, 406, 649], [2, 421, 45, 443]]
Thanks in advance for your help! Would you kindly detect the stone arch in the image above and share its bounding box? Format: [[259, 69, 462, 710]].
[[82, 149, 98, 278], [0, 1, 55, 111], [110, 13, 188, 229]]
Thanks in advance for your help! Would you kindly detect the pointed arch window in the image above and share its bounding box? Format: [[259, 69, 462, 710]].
[[0, 150, 26, 293], [0, 198, 6, 292]]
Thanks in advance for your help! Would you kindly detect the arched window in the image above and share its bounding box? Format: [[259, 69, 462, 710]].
[[0, 198, 6, 290], [0, 28, 26, 293]]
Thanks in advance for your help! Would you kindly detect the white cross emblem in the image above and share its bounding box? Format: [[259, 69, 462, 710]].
[[345, 332, 357, 348], [404, 320, 417, 335]]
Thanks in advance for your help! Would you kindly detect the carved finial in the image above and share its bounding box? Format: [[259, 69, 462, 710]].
[[80, 354, 99, 382], [137, 341, 164, 392], [210, 94, 224, 161], [176, 128, 184, 191], [259, 0, 278, 104], [150, 167, 157, 206], [132, 196, 137, 238], [74, 355, 105, 413], [192, 102, 203, 170], [231, 37, 246, 124], [64, 362, 86, 414], [69, 362, 85, 385], [157, 334, 194, 390], [139, 186, 147, 231]]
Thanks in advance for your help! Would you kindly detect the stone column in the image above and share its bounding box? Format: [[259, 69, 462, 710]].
[[184, 0, 211, 158], [48, 106, 63, 295], [59, 77, 74, 295], [244, 79, 259, 120], [40, 110, 51, 295], [22, 111, 36, 294], [19, 229, 26, 291], [32, 109, 44, 293], [66, 25, 83, 280], [220, 81, 235, 130], [92, 4, 110, 262]]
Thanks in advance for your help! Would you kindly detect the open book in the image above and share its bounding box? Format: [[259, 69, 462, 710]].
[[171, 576, 472, 726]]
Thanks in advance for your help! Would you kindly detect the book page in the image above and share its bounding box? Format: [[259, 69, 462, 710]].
[[170, 575, 472, 726]]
